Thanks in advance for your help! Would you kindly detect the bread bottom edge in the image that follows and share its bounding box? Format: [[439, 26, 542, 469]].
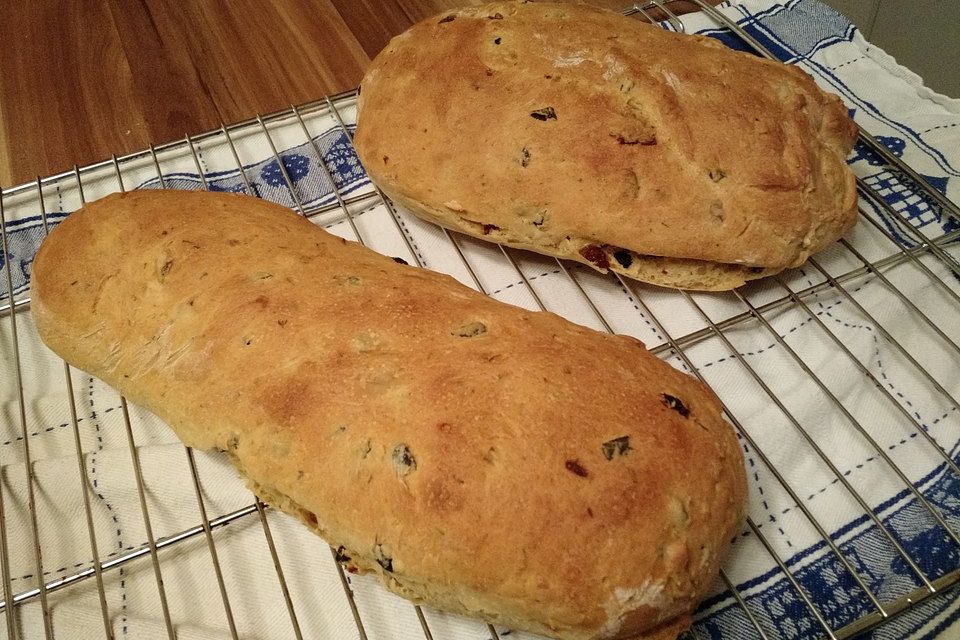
[[231, 467, 689, 640], [379, 188, 781, 291]]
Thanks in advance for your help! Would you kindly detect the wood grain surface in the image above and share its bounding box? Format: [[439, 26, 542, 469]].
[[0, 0, 715, 188]]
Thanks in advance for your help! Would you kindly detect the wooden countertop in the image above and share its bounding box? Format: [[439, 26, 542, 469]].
[[0, 0, 715, 188]]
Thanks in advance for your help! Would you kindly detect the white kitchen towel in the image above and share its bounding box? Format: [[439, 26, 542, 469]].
[[0, 1, 958, 639]]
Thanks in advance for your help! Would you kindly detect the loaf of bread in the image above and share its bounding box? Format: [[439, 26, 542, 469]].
[[31, 190, 746, 640], [354, 1, 859, 290]]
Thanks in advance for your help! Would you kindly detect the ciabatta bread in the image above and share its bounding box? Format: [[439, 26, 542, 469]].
[[31, 190, 746, 639], [354, 1, 858, 290]]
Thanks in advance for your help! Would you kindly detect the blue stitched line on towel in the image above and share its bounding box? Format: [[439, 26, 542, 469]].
[[86, 377, 128, 636]]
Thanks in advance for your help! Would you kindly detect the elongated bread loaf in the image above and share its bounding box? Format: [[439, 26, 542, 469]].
[[354, 1, 858, 290], [31, 190, 746, 640]]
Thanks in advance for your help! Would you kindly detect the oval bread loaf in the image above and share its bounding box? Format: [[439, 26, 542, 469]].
[[31, 190, 747, 640], [354, 1, 859, 290]]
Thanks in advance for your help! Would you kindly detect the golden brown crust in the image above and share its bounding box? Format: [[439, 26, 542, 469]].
[[354, 1, 858, 290], [31, 190, 747, 640]]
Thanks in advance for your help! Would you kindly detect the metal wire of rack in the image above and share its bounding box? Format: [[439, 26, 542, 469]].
[[0, 2, 957, 639]]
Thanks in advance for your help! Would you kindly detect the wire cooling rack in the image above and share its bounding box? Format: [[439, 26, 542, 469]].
[[0, 2, 958, 639]]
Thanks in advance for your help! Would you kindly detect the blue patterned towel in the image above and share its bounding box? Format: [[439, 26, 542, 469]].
[[0, 1, 957, 639]]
